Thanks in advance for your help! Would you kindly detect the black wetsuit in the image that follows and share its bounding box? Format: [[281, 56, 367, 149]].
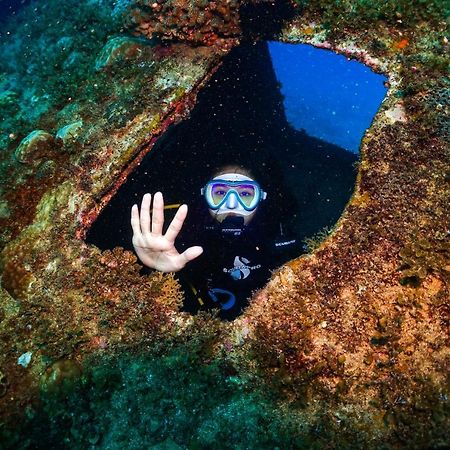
[[178, 214, 300, 320]]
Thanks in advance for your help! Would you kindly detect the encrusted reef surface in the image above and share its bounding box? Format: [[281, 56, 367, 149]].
[[0, 0, 449, 448]]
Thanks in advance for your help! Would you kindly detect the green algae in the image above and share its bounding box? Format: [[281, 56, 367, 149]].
[[398, 234, 450, 287], [294, 0, 449, 29], [2, 348, 317, 449], [0, 0, 127, 152]]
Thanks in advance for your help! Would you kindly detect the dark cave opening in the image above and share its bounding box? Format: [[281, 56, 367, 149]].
[[86, 40, 382, 319], [239, 0, 297, 40], [87, 41, 360, 251]]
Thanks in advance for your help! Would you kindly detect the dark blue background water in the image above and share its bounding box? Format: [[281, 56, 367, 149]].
[[0, 0, 32, 23], [269, 42, 387, 152]]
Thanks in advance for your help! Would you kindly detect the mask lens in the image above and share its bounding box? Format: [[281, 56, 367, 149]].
[[210, 183, 230, 207], [236, 184, 256, 207]]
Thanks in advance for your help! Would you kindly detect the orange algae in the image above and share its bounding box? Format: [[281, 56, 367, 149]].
[[394, 38, 409, 50]]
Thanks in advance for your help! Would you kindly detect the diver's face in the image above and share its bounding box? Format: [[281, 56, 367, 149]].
[[206, 173, 259, 225]]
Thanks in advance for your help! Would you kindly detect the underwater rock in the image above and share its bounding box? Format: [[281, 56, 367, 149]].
[[129, 0, 242, 46], [62, 51, 85, 71], [149, 438, 183, 450], [40, 359, 82, 394], [14, 130, 55, 164], [95, 36, 154, 71], [55, 120, 83, 145], [111, 0, 135, 18], [0, 89, 18, 113], [0, 200, 10, 219]]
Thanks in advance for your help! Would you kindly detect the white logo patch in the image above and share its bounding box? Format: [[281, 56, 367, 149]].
[[223, 256, 261, 280]]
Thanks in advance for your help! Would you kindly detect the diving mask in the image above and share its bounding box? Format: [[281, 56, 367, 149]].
[[201, 173, 267, 213]]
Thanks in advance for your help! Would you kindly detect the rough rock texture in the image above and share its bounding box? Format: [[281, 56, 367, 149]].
[[0, 0, 448, 448], [128, 0, 242, 46]]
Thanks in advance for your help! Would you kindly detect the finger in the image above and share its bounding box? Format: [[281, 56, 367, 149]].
[[165, 204, 188, 242], [140, 193, 151, 235], [180, 246, 203, 264], [151, 192, 165, 235], [130, 204, 142, 236]]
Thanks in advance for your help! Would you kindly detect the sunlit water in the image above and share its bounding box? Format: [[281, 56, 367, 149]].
[[268, 41, 387, 152]]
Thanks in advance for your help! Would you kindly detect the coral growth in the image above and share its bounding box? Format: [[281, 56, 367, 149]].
[[95, 36, 154, 70], [0, 259, 33, 300], [40, 359, 82, 394], [14, 130, 56, 164], [0, 235, 36, 300], [128, 0, 242, 46]]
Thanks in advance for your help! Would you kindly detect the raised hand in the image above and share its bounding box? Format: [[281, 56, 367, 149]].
[[131, 192, 203, 272]]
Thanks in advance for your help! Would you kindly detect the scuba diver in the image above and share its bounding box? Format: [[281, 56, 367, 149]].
[[131, 165, 300, 320]]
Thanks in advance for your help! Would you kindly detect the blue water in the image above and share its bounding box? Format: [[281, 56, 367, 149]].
[[268, 41, 388, 153], [0, 0, 32, 23]]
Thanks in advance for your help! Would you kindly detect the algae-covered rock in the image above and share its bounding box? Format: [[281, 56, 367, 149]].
[[14, 130, 55, 164], [0, 200, 10, 219], [40, 359, 82, 394], [35, 160, 57, 180], [0, 89, 18, 112], [95, 36, 154, 70], [0, 0, 448, 448], [55, 120, 83, 145], [129, 0, 242, 46]]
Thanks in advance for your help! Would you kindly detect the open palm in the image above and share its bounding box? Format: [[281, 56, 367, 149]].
[[131, 192, 203, 272]]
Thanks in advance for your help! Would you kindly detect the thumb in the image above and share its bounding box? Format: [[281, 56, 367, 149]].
[[181, 246, 203, 264]]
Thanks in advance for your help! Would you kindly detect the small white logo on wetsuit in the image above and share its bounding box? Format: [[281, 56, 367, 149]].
[[223, 256, 261, 280]]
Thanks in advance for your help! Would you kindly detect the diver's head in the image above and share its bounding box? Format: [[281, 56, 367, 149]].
[[201, 165, 267, 226]]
